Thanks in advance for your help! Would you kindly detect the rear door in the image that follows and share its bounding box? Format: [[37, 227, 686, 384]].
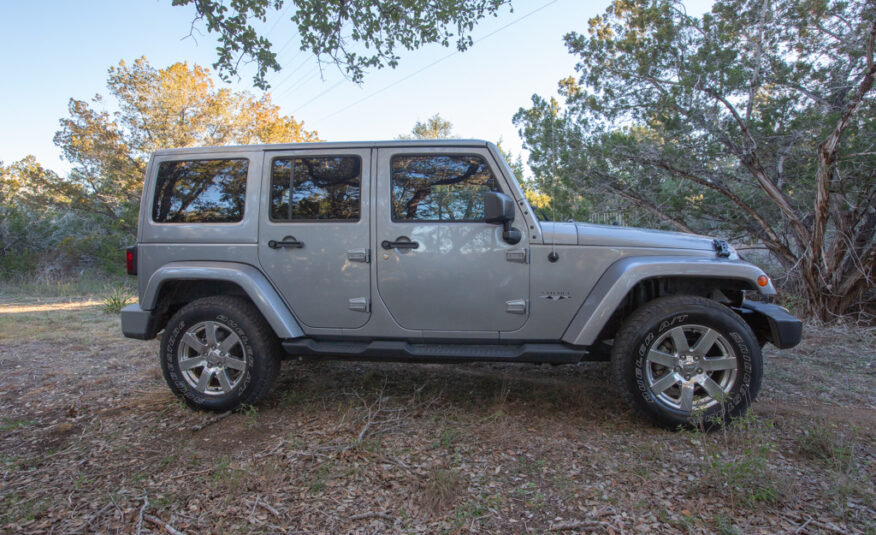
[[258, 148, 371, 329], [375, 146, 530, 333]]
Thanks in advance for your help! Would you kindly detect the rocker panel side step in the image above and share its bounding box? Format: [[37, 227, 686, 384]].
[[281, 339, 589, 364]]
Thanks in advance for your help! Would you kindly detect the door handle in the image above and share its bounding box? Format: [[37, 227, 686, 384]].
[[381, 238, 419, 250], [268, 236, 304, 249]]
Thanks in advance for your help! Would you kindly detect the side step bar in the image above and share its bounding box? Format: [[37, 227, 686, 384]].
[[281, 339, 592, 364]]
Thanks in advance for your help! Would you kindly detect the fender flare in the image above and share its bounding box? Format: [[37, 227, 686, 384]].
[[142, 261, 304, 339], [561, 256, 775, 346]]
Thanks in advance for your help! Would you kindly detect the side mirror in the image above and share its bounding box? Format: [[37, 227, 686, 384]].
[[484, 191, 515, 224], [484, 191, 521, 245]]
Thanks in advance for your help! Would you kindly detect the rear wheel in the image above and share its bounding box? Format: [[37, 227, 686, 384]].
[[160, 296, 281, 411], [610, 296, 762, 429]]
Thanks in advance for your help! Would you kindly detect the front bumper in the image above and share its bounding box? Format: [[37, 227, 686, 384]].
[[121, 304, 160, 340], [736, 300, 803, 349]]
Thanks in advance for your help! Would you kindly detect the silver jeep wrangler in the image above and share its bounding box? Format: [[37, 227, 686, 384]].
[[121, 140, 801, 428]]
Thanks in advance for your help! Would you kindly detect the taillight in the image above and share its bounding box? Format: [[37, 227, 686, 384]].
[[126, 246, 137, 275]]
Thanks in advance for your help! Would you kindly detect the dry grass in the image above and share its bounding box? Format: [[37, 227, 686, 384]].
[[0, 296, 874, 534]]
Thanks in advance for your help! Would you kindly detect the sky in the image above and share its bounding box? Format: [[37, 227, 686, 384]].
[[0, 0, 715, 176]]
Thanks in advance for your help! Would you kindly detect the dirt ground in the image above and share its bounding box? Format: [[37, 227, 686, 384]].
[[0, 297, 874, 534]]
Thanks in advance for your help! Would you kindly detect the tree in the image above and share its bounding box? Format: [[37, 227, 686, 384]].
[[47, 57, 319, 236], [0, 158, 93, 278], [398, 113, 456, 139], [172, 0, 513, 88], [515, 0, 875, 319], [2, 57, 320, 276]]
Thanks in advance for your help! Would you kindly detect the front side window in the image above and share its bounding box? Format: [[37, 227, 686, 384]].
[[390, 155, 498, 222], [152, 159, 248, 223], [270, 156, 361, 221]]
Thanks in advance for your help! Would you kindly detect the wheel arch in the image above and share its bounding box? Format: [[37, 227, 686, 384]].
[[142, 261, 304, 339], [562, 256, 775, 347]]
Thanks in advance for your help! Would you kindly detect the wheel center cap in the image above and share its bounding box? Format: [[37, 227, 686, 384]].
[[206, 349, 222, 367]]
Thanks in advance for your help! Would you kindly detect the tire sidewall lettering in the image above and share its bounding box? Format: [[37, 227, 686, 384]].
[[166, 309, 253, 404]]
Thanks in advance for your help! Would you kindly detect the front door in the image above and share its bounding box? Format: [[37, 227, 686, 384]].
[[375, 147, 529, 333], [258, 148, 371, 329]]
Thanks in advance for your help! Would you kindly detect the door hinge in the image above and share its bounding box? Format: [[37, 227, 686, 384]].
[[506, 248, 529, 264], [348, 297, 370, 312], [505, 299, 528, 314], [347, 248, 370, 263]]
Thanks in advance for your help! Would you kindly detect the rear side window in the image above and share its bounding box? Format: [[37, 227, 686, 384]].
[[390, 154, 498, 222], [152, 159, 248, 223], [270, 156, 361, 221]]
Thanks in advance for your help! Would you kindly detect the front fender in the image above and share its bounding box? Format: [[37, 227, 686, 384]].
[[561, 256, 775, 346], [141, 261, 304, 339]]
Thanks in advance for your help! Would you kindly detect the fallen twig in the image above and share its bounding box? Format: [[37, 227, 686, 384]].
[[191, 411, 231, 431], [779, 512, 847, 535], [549, 520, 617, 532], [794, 517, 812, 534], [145, 513, 187, 535], [136, 495, 149, 535], [349, 511, 392, 522], [258, 499, 281, 518], [150, 467, 215, 487]]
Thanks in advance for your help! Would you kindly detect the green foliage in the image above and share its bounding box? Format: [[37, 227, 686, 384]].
[[794, 423, 859, 474], [398, 113, 456, 140], [171, 0, 513, 88], [0, 57, 319, 282], [515, 0, 876, 317], [101, 285, 134, 314], [0, 158, 101, 280], [689, 412, 784, 510]]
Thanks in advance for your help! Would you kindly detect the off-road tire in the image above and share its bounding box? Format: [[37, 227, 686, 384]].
[[160, 296, 281, 411], [610, 295, 762, 429]]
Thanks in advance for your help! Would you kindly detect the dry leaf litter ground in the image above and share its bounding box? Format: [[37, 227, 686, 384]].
[[0, 297, 873, 534]]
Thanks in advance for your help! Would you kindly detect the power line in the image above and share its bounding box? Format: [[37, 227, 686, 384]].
[[269, 55, 313, 94], [277, 63, 321, 99], [315, 0, 564, 123], [263, 2, 294, 40], [293, 79, 346, 114]]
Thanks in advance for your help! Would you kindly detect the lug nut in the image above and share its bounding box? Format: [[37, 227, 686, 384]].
[[697, 368, 703, 374], [684, 375, 691, 381]]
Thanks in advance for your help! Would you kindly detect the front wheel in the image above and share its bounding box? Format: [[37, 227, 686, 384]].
[[610, 296, 762, 429], [160, 296, 281, 411]]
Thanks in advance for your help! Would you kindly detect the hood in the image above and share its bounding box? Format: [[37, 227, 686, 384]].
[[540, 222, 718, 251]]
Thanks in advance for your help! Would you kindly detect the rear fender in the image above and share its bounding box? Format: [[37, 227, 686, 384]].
[[142, 261, 304, 339]]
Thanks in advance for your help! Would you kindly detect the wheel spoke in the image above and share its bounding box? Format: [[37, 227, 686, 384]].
[[650, 372, 680, 394], [205, 322, 220, 346], [179, 357, 205, 371], [700, 357, 737, 372], [222, 355, 246, 371], [679, 382, 695, 412], [182, 332, 207, 354], [669, 327, 690, 353], [196, 368, 213, 393], [700, 376, 726, 400], [218, 332, 240, 353], [217, 370, 233, 393], [692, 328, 719, 357], [647, 349, 678, 368]]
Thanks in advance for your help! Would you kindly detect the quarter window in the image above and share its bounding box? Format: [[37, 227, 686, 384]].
[[270, 156, 361, 221], [390, 155, 498, 222], [152, 159, 248, 223]]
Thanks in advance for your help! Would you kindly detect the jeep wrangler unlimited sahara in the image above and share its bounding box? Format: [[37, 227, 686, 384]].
[[121, 140, 801, 428]]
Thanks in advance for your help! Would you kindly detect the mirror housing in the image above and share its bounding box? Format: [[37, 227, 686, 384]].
[[484, 192, 522, 245], [484, 191, 515, 224]]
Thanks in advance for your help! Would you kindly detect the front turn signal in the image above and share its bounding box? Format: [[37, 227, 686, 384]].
[[757, 275, 769, 287]]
